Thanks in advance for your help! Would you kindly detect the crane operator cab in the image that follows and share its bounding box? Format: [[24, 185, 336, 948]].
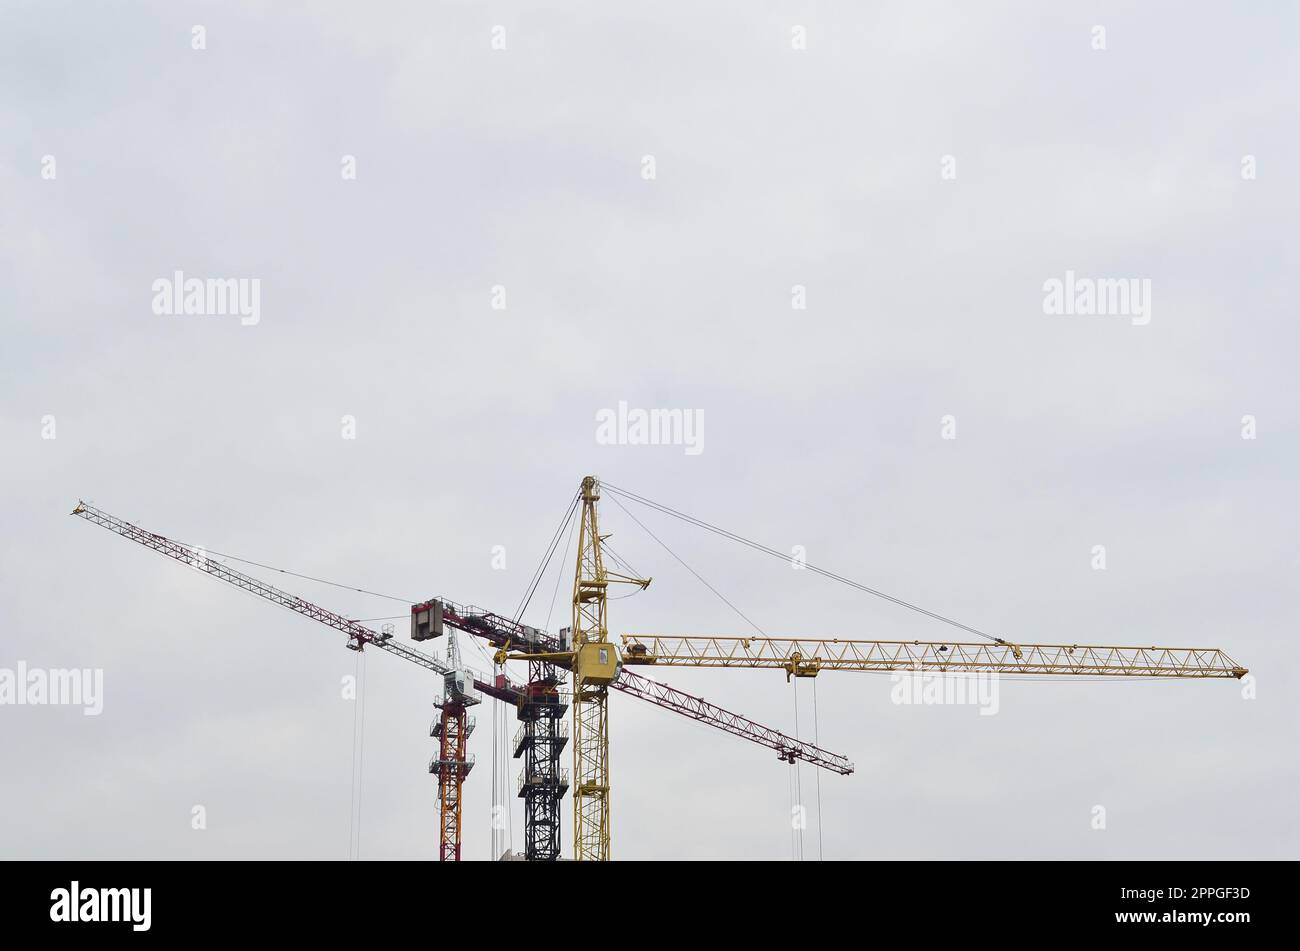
[[574, 642, 621, 686], [443, 668, 482, 707]]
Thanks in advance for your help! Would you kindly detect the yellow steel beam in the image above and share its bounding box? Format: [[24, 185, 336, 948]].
[[619, 636, 1247, 679], [572, 476, 611, 862]]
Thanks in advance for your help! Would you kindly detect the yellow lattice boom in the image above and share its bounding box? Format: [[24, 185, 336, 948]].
[[619, 636, 1248, 679]]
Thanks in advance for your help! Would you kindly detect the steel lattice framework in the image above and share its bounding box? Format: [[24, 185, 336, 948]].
[[619, 636, 1248, 679], [432, 705, 471, 861], [70, 502, 530, 695], [518, 658, 567, 861], [571, 476, 611, 862], [613, 669, 853, 773]]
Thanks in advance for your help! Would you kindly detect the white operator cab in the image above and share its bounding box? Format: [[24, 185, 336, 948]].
[[443, 668, 482, 707]]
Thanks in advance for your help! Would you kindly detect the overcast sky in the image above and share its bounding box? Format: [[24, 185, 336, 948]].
[[2, 1, 1297, 861]]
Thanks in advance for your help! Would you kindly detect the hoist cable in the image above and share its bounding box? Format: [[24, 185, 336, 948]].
[[607, 493, 766, 637], [514, 491, 580, 624], [603, 483, 1003, 645], [813, 677, 824, 861], [546, 510, 580, 634]]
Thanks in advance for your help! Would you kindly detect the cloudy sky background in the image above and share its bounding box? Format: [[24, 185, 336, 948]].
[[2, 0, 1296, 859]]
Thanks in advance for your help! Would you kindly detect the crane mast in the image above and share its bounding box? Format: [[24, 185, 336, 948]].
[[571, 476, 613, 861], [431, 628, 477, 862]]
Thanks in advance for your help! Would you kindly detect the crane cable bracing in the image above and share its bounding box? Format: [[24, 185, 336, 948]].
[[348, 644, 364, 860], [602, 482, 1008, 646], [139, 530, 507, 672], [607, 493, 767, 637], [547, 515, 581, 632], [605, 478, 1009, 857], [606, 490, 807, 859], [514, 490, 581, 623], [812, 677, 823, 860]]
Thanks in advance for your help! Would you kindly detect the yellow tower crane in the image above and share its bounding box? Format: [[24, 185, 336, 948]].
[[498, 476, 1248, 861], [569, 475, 648, 861]]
